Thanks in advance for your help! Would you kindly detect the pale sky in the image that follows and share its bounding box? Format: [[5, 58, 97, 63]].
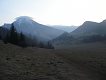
[[0, 0, 106, 26]]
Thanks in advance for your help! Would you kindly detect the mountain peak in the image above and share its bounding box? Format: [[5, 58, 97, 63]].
[[10, 16, 64, 42], [14, 16, 38, 27], [82, 21, 98, 25], [16, 16, 33, 21], [84, 21, 92, 23]]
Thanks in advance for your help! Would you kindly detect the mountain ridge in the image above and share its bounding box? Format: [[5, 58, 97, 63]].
[[2, 16, 65, 42], [52, 19, 106, 48]]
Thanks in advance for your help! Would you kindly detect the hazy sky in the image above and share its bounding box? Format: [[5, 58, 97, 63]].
[[0, 0, 106, 26]]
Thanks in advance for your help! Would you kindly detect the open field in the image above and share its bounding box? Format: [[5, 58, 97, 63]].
[[0, 41, 106, 80]]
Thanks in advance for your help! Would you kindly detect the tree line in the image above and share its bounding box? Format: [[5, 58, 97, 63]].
[[1, 23, 54, 49], [3, 23, 27, 47], [82, 34, 106, 43]]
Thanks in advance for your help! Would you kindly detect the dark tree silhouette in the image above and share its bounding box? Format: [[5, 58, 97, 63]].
[[46, 42, 54, 49], [19, 32, 27, 47], [1, 23, 54, 49], [2, 23, 27, 47], [10, 23, 19, 44], [0, 35, 1, 40], [3, 33, 9, 44]]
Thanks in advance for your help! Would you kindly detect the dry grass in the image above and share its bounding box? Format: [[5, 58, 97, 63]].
[[0, 41, 106, 80]]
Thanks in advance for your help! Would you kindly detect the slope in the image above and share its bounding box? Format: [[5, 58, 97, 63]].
[[0, 41, 106, 80], [3, 16, 65, 42]]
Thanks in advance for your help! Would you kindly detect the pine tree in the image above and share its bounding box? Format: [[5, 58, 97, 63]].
[[0, 34, 1, 40], [10, 23, 19, 44], [3, 32, 10, 44], [46, 42, 54, 49], [19, 32, 27, 47], [3, 34, 8, 44]]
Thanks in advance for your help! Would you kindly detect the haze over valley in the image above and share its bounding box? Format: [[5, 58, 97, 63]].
[[0, 0, 106, 80]]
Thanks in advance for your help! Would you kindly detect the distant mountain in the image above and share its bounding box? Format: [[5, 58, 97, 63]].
[[51, 32, 76, 48], [71, 20, 106, 36], [2, 16, 65, 42], [52, 20, 106, 47], [51, 25, 77, 32]]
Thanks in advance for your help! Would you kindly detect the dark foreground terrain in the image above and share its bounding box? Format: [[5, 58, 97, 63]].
[[0, 41, 106, 80]]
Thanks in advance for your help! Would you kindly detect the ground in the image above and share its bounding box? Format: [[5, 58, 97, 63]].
[[0, 41, 106, 80]]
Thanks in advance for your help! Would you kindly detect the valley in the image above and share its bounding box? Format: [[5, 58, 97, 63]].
[[1, 0, 106, 80], [0, 16, 106, 80]]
